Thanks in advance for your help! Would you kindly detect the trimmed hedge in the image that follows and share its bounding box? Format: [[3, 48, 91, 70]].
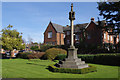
[[54, 54, 67, 60], [16, 52, 32, 59], [54, 53, 120, 66], [48, 64, 97, 74], [43, 48, 67, 60], [78, 54, 120, 66]]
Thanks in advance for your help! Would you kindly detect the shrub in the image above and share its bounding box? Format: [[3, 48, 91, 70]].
[[27, 52, 45, 59], [30, 46, 39, 51], [78, 54, 120, 66], [54, 53, 120, 66], [54, 54, 67, 60], [48, 64, 97, 74], [40, 44, 53, 52], [2, 54, 7, 58], [44, 48, 67, 60], [39, 44, 69, 52], [16, 52, 32, 59]]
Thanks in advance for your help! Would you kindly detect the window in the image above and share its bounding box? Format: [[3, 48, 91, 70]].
[[108, 35, 109, 40], [64, 34, 65, 38], [67, 31, 70, 35], [117, 38, 119, 42], [67, 40, 70, 44], [75, 35, 79, 40], [87, 34, 91, 39], [52, 42, 55, 45], [104, 33, 106, 39], [110, 36, 112, 41], [48, 32, 52, 38], [46, 42, 48, 45], [76, 41, 79, 44]]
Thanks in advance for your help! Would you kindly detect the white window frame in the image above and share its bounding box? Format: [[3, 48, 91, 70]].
[[117, 38, 119, 42], [48, 32, 52, 38], [108, 35, 109, 41], [104, 33, 106, 39], [64, 34, 65, 38], [110, 36, 112, 41]]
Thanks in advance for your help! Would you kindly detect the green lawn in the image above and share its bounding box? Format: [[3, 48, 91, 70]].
[[2, 59, 119, 78]]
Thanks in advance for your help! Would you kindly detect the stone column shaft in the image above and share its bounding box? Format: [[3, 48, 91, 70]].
[[71, 20, 74, 47]]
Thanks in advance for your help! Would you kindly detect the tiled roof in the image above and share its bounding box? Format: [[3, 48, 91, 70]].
[[63, 23, 88, 32], [63, 20, 106, 32], [50, 20, 106, 33], [51, 22, 64, 33]]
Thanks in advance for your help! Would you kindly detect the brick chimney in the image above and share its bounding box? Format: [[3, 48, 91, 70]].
[[66, 25, 69, 27], [91, 17, 95, 21]]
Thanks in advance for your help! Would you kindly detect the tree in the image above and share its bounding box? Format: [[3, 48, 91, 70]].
[[30, 46, 39, 51], [1, 24, 25, 56], [97, 2, 120, 51], [98, 2, 120, 31]]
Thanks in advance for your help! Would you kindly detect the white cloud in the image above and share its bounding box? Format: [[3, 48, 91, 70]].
[[23, 31, 44, 43]]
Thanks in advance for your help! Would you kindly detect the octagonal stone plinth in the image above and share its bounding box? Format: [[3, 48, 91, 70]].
[[58, 47, 88, 69]]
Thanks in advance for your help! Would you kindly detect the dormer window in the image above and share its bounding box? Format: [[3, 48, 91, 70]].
[[48, 31, 52, 38]]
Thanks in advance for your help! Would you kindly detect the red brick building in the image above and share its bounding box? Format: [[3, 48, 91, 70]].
[[44, 18, 119, 46], [44, 21, 64, 45], [64, 18, 119, 46]]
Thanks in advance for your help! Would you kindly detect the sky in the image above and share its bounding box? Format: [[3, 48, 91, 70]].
[[2, 2, 104, 43]]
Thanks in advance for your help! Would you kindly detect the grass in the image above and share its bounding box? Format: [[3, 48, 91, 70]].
[[0, 59, 2, 78], [2, 59, 119, 78]]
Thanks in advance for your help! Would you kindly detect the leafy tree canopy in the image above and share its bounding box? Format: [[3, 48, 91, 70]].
[[97, 2, 120, 33], [1, 24, 25, 51], [30, 46, 39, 51]]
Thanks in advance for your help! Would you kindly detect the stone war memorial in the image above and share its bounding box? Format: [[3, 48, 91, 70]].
[[49, 3, 97, 74], [58, 3, 89, 69]]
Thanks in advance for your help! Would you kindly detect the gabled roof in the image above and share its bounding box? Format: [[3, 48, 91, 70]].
[[85, 20, 106, 29], [50, 22, 64, 33], [63, 20, 106, 32], [63, 23, 88, 32]]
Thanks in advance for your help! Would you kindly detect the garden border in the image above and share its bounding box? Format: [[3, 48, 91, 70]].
[[48, 64, 97, 74]]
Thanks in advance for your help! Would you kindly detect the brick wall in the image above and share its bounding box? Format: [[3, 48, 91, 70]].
[[85, 22, 102, 45], [61, 33, 64, 45], [103, 31, 119, 44], [44, 22, 64, 45], [44, 22, 57, 45]]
